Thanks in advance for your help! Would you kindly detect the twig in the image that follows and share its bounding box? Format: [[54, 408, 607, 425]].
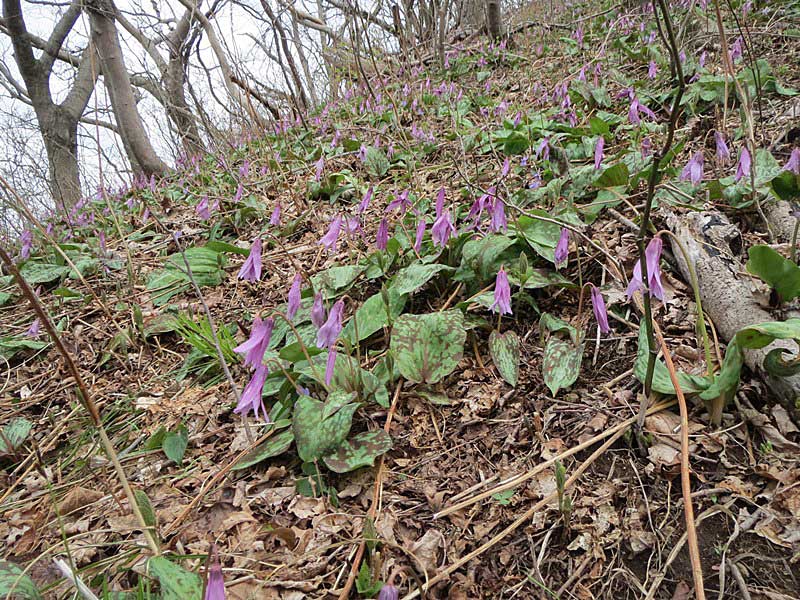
[[0, 244, 160, 556], [53, 558, 100, 600]]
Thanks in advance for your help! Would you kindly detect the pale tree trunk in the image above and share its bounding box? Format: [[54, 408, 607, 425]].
[[84, 0, 169, 177], [486, 0, 502, 39], [2, 0, 97, 211]]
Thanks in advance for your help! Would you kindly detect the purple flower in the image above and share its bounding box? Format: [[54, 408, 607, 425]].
[[234, 183, 243, 203], [235, 364, 269, 420], [490, 199, 507, 233], [359, 186, 373, 214], [647, 61, 658, 79], [270, 203, 281, 226], [414, 219, 426, 253], [386, 190, 411, 214], [238, 238, 262, 281], [317, 299, 344, 348], [320, 215, 342, 251], [501, 158, 510, 177], [491, 267, 513, 315], [378, 584, 399, 600], [204, 547, 226, 600], [537, 138, 550, 161], [311, 293, 326, 328], [358, 144, 368, 162], [234, 317, 274, 369], [554, 228, 569, 268], [431, 187, 455, 247], [699, 51, 707, 68], [26, 318, 41, 338], [784, 147, 800, 175], [314, 156, 325, 182], [287, 274, 302, 320], [20, 230, 32, 260], [680, 152, 704, 186], [628, 99, 641, 125], [325, 349, 337, 386], [735, 146, 751, 182], [594, 137, 604, 170], [714, 131, 730, 164], [376, 218, 389, 250], [591, 286, 610, 334], [196, 196, 211, 220], [626, 238, 664, 301], [730, 36, 743, 61]]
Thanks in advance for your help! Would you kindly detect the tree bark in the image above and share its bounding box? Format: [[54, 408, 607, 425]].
[[84, 0, 168, 177], [2, 0, 94, 210], [486, 0, 502, 39]]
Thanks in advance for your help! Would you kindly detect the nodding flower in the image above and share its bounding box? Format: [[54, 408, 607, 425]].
[[311, 293, 326, 328], [680, 152, 704, 186], [590, 286, 610, 334], [626, 238, 664, 301], [238, 238, 262, 282], [735, 147, 752, 182], [376, 218, 390, 250], [647, 61, 658, 79], [287, 274, 302, 320], [234, 317, 274, 370], [270, 203, 281, 226], [490, 267, 513, 315], [358, 186, 373, 214], [784, 147, 800, 175], [594, 137, 604, 170], [714, 131, 730, 164], [203, 546, 226, 600], [235, 364, 270, 421], [431, 188, 455, 247], [19, 229, 32, 260], [319, 215, 342, 251], [554, 228, 569, 268], [414, 219, 426, 253], [314, 156, 325, 182], [316, 300, 344, 349]]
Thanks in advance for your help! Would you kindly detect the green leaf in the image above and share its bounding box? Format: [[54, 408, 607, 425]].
[[459, 234, 516, 280], [134, 489, 158, 530], [147, 557, 202, 600], [763, 348, 800, 377], [734, 318, 800, 349], [0, 337, 47, 361], [232, 428, 295, 470], [0, 418, 33, 454], [633, 326, 710, 395], [146, 247, 226, 307], [19, 262, 70, 285], [390, 310, 466, 384], [391, 262, 454, 296], [771, 171, 800, 201], [489, 330, 520, 387], [593, 162, 629, 188], [311, 265, 365, 299], [0, 291, 13, 306], [292, 395, 358, 463], [365, 147, 390, 177], [542, 337, 583, 395], [516, 212, 562, 262], [162, 426, 188, 464], [342, 288, 406, 343], [0, 560, 42, 599], [324, 390, 358, 419], [322, 430, 393, 473], [746, 245, 800, 302]]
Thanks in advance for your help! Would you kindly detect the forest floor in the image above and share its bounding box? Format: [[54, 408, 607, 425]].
[[2, 1, 800, 599]]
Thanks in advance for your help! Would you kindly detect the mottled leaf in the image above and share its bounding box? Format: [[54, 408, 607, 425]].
[[0, 560, 42, 599], [18, 262, 70, 285], [134, 489, 158, 530], [365, 147, 390, 177], [293, 395, 358, 463], [311, 265, 365, 299], [542, 337, 583, 395], [342, 288, 406, 343], [162, 426, 188, 464], [0, 418, 33, 454], [147, 557, 202, 600], [489, 330, 520, 387], [390, 310, 466, 384], [391, 262, 454, 296], [232, 429, 295, 470], [322, 430, 393, 473]]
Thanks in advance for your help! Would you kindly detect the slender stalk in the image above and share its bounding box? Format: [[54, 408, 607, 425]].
[[637, 0, 686, 428], [0, 244, 160, 556]]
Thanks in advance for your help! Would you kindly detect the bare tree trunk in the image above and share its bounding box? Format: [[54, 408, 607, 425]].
[[84, 0, 169, 177], [260, 0, 309, 111], [164, 47, 205, 157], [288, 6, 318, 106], [486, 0, 502, 39], [1, 0, 97, 210]]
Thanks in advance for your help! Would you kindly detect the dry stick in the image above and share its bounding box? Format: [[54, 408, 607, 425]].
[[434, 398, 676, 519], [401, 425, 628, 600], [653, 326, 706, 599], [171, 233, 253, 442], [337, 382, 403, 600], [0, 245, 160, 556]]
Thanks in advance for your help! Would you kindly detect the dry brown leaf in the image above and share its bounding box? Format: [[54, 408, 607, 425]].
[[410, 529, 444, 577], [57, 487, 104, 517]]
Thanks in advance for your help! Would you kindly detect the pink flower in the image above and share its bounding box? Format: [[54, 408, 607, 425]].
[[204, 546, 226, 600], [490, 267, 512, 315], [287, 274, 302, 320], [238, 238, 262, 281], [358, 144, 368, 162], [680, 152, 704, 186], [317, 299, 344, 349], [376, 218, 389, 250], [358, 186, 373, 214], [647, 61, 658, 79], [196, 196, 211, 220], [311, 293, 326, 328], [234, 317, 274, 369], [714, 131, 730, 164], [26, 318, 41, 338], [325, 349, 337, 386], [784, 147, 800, 175], [20, 230, 32, 260], [501, 158, 510, 177], [594, 137, 604, 170], [735, 146, 752, 182], [320, 215, 342, 251], [554, 228, 569, 267], [235, 364, 269, 420], [386, 190, 411, 214], [626, 238, 664, 301], [314, 156, 325, 182], [591, 286, 610, 334], [270, 203, 281, 226], [490, 199, 507, 233], [414, 219, 426, 253]]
